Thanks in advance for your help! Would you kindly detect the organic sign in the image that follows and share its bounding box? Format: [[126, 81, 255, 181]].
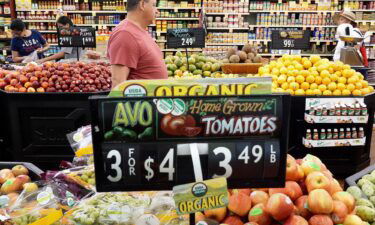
[[167, 28, 205, 49], [271, 30, 311, 50], [90, 94, 290, 192], [57, 27, 96, 48], [109, 77, 272, 97]]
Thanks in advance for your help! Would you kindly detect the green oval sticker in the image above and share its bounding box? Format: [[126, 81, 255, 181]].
[[309, 161, 320, 170], [250, 208, 263, 216]]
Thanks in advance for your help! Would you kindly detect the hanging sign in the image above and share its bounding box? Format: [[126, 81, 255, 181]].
[[167, 28, 205, 48], [271, 30, 311, 50], [57, 27, 96, 48], [90, 94, 290, 192]]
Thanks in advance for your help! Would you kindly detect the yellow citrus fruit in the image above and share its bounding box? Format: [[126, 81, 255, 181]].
[[347, 77, 357, 84], [289, 82, 300, 91], [283, 60, 292, 67], [296, 75, 305, 84], [310, 55, 321, 64], [292, 70, 299, 76], [337, 83, 346, 91], [338, 77, 347, 84], [361, 80, 368, 88], [281, 83, 289, 90], [329, 73, 338, 82], [328, 67, 334, 74], [315, 76, 322, 85], [293, 55, 302, 62], [333, 61, 344, 71], [317, 64, 328, 73], [310, 83, 318, 90], [287, 76, 296, 83], [342, 89, 351, 96], [301, 70, 309, 77], [343, 64, 351, 70], [286, 89, 294, 95], [352, 89, 362, 96], [306, 75, 315, 83], [272, 75, 278, 81], [361, 88, 370, 95], [303, 60, 312, 69], [368, 86, 374, 92], [301, 82, 310, 90], [355, 82, 363, 90], [323, 90, 332, 96], [318, 84, 327, 92], [272, 68, 280, 76], [311, 71, 319, 77], [295, 63, 304, 71], [272, 82, 278, 89], [313, 89, 322, 95], [287, 70, 294, 77], [347, 83, 355, 92], [358, 74, 364, 80], [309, 67, 318, 73], [269, 61, 277, 69], [328, 82, 337, 91], [322, 77, 331, 85], [276, 62, 284, 69], [320, 70, 330, 78], [306, 89, 314, 95], [295, 89, 305, 96], [333, 89, 342, 96], [280, 67, 288, 74], [335, 71, 342, 77]]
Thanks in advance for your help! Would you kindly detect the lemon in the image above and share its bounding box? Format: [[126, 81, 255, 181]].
[[322, 77, 331, 85], [317, 64, 328, 73], [323, 90, 332, 96], [320, 70, 330, 78], [342, 89, 351, 96], [295, 89, 305, 95], [315, 76, 323, 85], [309, 67, 318, 73], [286, 89, 294, 95], [318, 84, 327, 92], [300, 82, 309, 90], [289, 82, 300, 91], [333, 89, 342, 96], [272, 82, 278, 89], [311, 71, 319, 77], [272, 75, 278, 82], [269, 61, 277, 69], [328, 67, 334, 74], [303, 60, 312, 69], [313, 89, 322, 95], [277, 76, 286, 85], [352, 89, 362, 96], [272, 68, 280, 76], [335, 71, 342, 77], [283, 60, 292, 67], [306, 75, 315, 84], [337, 83, 346, 91], [368, 86, 374, 92], [305, 89, 314, 95], [358, 74, 364, 80], [296, 75, 305, 84], [310, 55, 321, 64], [343, 64, 351, 70], [360, 80, 368, 88], [355, 82, 363, 90], [347, 77, 357, 84], [280, 67, 288, 74], [287, 70, 294, 77], [338, 77, 347, 84], [361, 88, 370, 95], [310, 83, 318, 90], [333, 61, 344, 71], [276, 62, 284, 69], [329, 73, 338, 82], [287, 76, 296, 83], [347, 83, 355, 91], [300, 70, 310, 77], [281, 83, 289, 90]]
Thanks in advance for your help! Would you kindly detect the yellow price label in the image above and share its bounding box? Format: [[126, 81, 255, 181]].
[[174, 8, 178, 12], [3, 50, 6, 56], [285, 12, 288, 16], [303, 26, 306, 30], [92, 12, 96, 16], [74, 0, 78, 3], [316, 41, 320, 45], [29, 209, 63, 225], [249, 26, 254, 31], [84, 0, 88, 3], [371, 22, 375, 25], [195, 8, 199, 13]]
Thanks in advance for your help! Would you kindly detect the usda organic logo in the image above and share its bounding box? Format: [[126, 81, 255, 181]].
[[172, 99, 186, 116], [123, 84, 147, 97], [192, 182, 208, 198]]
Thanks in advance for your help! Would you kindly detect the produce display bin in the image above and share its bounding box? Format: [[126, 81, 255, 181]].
[[288, 93, 375, 177], [0, 161, 44, 180], [0, 91, 109, 170], [345, 164, 375, 190]]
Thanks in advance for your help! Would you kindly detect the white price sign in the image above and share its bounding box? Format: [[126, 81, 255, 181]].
[[283, 39, 295, 48]]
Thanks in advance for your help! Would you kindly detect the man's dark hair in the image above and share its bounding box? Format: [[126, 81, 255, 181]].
[[57, 16, 74, 27], [10, 19, 26, 31], [127, 0, 150, 11]]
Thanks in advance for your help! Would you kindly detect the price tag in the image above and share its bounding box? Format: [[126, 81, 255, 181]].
[[92, 12, 96, 16], [317, 41, 320, 45], [2, 50, 6, 56], [174, 8, 178, 13], [371, 22, 375, 25], [303, 26, 306, 30], [229, 29, 233, 33], [195, 8, 199, 13], [74, 0, 78, 3], [4, 26, 8, 32], [249, 26, 254, 31], [271, 30, 311, 50], [166, 28, 205, 48], [57, 26, 96, 48]]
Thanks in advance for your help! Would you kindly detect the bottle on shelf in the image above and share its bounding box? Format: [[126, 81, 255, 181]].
[[313, 129, 319, 140], [320, 129, 326, 140], [327, 129, 332, 140], [358, 127, 364, 138], [352, 128, 357, 139], [333, 129, 339, 139], [339, 128, 345, 139], [306, 129, 311, 140], [345, 128, 351, 139]]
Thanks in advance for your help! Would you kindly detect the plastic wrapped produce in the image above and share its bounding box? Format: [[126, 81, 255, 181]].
[[67, 125, 94, 167]]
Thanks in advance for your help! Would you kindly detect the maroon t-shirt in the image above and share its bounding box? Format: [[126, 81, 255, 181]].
[[107, 19, 168, 80]]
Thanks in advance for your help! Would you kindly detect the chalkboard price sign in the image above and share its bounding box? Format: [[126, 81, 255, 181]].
[[271, 30, 311, 50], [167, 28, 205, 49], [57, 27, 96, 48], [90, 94, 291, 192]]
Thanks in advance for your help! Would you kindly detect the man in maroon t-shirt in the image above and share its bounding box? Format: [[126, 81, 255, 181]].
[[107, 0, 168, 88]]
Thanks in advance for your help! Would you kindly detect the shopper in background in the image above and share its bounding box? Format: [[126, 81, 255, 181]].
[[10, 19, 50, 63], [107, 0, 168, 88], [37, 16, 83, 63]]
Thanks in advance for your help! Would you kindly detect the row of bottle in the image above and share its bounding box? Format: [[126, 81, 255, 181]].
[[31, 0, 59, 10], [156, 21, 200, 32], [343, 1, 375, 10], [0, 4, 11, 15], [68, 15, 121, 25], [42, 34, 58, 44], [204, 0, 249, 13], [206, 32, 248, 44], [249, 1, 341, 11], [27, 22, 57, 31], [256, 13, 335, 26], [91, 0, 125, 11], [158, 10, 199, 18], [17, 12, 56, 20], [248, 27, 336, 41], [30, 0, 126, 11], [308, 103, 368, 117], [306, 127, 364, 140]]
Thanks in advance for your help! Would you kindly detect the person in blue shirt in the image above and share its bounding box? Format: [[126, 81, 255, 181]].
[[10, 19, 50, 63]]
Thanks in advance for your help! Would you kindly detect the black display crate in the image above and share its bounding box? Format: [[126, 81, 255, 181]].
[[288, 93, 375, 177], [345, 163, 375, 191], [0, 161, 43, 180], [0, 91, 108, 170]]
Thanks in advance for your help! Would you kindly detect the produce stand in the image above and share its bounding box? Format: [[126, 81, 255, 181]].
[[0, 161, 43, 179], [345, 163, 375, 190]]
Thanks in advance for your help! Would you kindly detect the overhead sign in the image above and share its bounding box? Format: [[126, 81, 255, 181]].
[[90, 94, 290, 192], [57, 27, 96, 48], [271, 30, 311, 50], [167, 28, 205, 49]]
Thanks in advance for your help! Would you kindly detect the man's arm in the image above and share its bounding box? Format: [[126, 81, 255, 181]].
[[11, 50, 25, 63], [111, 64, 130, 89]]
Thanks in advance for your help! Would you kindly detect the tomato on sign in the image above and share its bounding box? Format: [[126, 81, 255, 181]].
[[90, 95, 290, 192]]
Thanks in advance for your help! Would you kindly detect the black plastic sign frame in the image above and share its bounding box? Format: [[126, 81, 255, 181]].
[[57, 27, 96, 48], [166, 28, 205, 49], [90, 95, 290, 192], [271, 30, 311, 50]]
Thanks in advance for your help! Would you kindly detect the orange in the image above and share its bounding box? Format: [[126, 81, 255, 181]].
[[296, 75, 305, 84], [328, 82, 337, 91], [323, 90, 332, 96], [289, 82, 300, 91], [315, 76, 322, 85], [333, 90, 342, 96], [346, 83, 355, 92], [318, 84, 327, 92], [352, 89, 362, 96], [310, 83, 318, 90], [306, 75, 315, 84], [337, 83, 346, 91], [295, 89, 305, 96], [342, 89, 351, 96], [301, 82, 310, 90], [322, 77, 331, 85], [313, 89, 322, 95]]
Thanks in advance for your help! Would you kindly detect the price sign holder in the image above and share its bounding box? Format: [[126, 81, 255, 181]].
[[271, 30, 311, 50], [166, 28, 205, 68], [57, 26, 96, 61]]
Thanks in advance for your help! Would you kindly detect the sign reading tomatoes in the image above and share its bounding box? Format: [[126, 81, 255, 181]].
[[90, 95, 290, 192]]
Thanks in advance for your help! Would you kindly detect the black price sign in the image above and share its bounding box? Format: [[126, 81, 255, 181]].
[[167, 28, 205, 49], [271, 30, 311, 50], [90, 95, 290, 192], [57, 27, 96, 48]]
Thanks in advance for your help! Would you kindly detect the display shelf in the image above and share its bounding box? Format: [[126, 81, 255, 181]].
[[304, 113, 369, 124], [23, 19, 56, 22], [206, 40, 336, 45], [162, 49, 202, 52], [303, 137, 366, 148], [155, 17, 199, 20], [250, 25, 337, 28], [0, 14, 11, 17], [205, 12, 249, 15], [158, 7, 200, 10], [39, 30, 57, 33], [248, 10, 340, 13], [75, 24, 119, 27], [206, 27, 249, 31], [16, 9, 128, 13], [258, 53, 333, 57]]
